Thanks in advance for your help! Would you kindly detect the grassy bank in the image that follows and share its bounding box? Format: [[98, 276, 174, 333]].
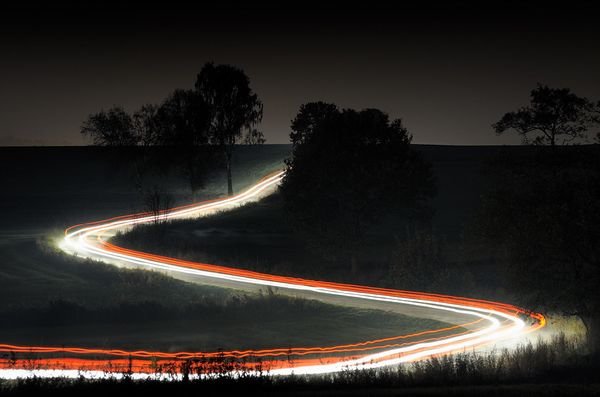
[[0, 239, 448, 352], [1, 335, 598, 396], [112, 191, 503, 302]]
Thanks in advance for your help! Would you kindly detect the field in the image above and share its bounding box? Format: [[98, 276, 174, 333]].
[[0, 145, 597, 394], [0, 145, 455, 354], [112, 145, 526, 300]]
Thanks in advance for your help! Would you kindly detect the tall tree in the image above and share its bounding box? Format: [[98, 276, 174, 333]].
[[243, 128, 266, 145], [124, 104, 162, 192], [132, 104, 160, 147], [493, 84, 594, 146], [289, 101, 339, 146], [80, 106, 138, 146], [280, 104, 434, 274], [195, 62, 263, 196], [154, 89, 214, 196]]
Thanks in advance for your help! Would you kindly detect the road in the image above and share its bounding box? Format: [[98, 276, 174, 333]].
[[0, 171, 545, 379]]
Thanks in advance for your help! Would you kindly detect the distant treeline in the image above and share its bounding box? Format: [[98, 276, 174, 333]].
[[81, 62, 264, 197]]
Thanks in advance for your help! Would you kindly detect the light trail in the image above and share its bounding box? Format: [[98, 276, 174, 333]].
[[0, 170, 545, 379]]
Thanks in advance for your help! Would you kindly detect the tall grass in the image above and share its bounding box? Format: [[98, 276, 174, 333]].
[[1, 334, 596, 396]]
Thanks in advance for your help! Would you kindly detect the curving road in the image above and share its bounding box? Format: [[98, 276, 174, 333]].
[[0, 171, 545, 379]]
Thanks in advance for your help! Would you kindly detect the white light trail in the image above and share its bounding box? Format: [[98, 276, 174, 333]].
[[1, 170, 543, 379]]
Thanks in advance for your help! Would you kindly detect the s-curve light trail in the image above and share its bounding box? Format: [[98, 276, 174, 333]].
[[0, 171, 545, 379]]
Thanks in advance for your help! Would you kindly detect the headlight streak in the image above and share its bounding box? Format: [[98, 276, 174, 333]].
[[0, 170, 545, 379]]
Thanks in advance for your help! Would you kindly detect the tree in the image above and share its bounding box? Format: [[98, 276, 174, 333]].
[[493, 84, 594, 146], [81, 106, 151, 194], [289, 101, 339, 146], [195, 62, 263, 196], [80, 88, 217, 198], [80, 106, 138, 146], [154, 89, 215, 196], [478, 147, 600, 350], [122, 104, 162, 193], [132, 104, 161, 147], [243, 128, 266, 145], [280, 104, 435, 274]]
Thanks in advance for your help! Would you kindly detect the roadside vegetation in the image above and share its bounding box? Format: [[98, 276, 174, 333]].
[[0, 238, 442, 352], [1, 334, 599, 396]]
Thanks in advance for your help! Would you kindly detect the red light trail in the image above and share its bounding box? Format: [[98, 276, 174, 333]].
[[0, 171, 545, 379]]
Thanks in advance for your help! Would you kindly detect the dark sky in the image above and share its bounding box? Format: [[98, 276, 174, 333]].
[[1, 3, 599, 146]]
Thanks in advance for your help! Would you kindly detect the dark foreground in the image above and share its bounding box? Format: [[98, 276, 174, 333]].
[[2, 335, 600, 396], [2, 379, 600, 397]]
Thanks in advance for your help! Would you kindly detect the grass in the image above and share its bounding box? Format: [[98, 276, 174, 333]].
[[1, 334, 598, 396], [1, 144, 518, 299], [0, 238, 450, 352], [1, 144, 458, 361], [112, 193, 406, 285], [112, 192, 506, 301], [0, 293, 449, 352], [0, 236, 232, 309]]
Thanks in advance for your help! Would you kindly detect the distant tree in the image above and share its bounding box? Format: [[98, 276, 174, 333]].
[[280, 104, 435, 274], [493, 84, 594, 146], [80, 91, 218, 198], [243, 128, 266, 145], [155, 90, 210, 146], [80, 106, 138, 146], [124, 104, 161, 192], [195, 62, 263, 196], [81, 106, 152, 194], [478, 147, 600, 350], [132, 104, 160, 147], [154, 89, 215, 196], [289, 101, 339, 146]]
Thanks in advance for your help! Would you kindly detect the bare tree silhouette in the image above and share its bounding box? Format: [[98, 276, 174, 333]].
[[80, 106, 138, 146], [493, 84, 595, 146]]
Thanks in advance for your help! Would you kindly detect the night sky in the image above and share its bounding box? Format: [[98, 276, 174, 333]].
[[1, 3, 599, 146]]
